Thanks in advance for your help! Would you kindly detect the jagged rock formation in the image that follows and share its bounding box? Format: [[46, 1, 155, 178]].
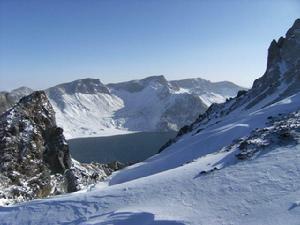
[[0, 91, 113, 205], [159, 19, 300, 153], [201, 19, 300, 124]]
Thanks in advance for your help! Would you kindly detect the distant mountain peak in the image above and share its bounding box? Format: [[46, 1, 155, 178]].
[[107, 75, 170, 93], [46, 78, 110, 98], [286, 18, 300, 37], [10, 86, 33, 93], [50, 78, 110, 95], [0, 87, 34, 115], [140, 75, 167, 83]]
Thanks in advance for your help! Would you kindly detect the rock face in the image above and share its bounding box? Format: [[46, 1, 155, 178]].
[[200, 19, 300, 124], [159, 19, 300, 153], [245, 19, 300, 109], [0, 91, 112, 205]]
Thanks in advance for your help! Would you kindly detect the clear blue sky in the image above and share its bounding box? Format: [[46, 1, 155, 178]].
[[0, 0, 299, 90]]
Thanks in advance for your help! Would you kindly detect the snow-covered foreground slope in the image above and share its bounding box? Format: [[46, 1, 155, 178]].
[[1, 111, 300, 225], [46, 76, 242, 139]]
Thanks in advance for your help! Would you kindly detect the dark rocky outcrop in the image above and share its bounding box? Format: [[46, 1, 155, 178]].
[[235, 111, 300, 160], [0, 91, 113, 205]]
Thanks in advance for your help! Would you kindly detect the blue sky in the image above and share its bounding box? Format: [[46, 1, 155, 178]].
[[0, 0, 299, 90]]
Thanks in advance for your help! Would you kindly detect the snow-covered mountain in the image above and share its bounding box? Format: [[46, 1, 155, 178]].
[[46, 76, 243, 139], [170, 78, 242, 105], [0, 77, 243, 139], [0, 87, 33, 115], [1, 19, 299, 225]]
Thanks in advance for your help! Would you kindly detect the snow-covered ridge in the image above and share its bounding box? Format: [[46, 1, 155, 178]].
[[170, 78, 243, 105], [46, 76, 243, 139], [0, 76, 243, 139]]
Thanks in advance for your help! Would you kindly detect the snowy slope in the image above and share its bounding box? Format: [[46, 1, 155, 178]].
[[49, 91, 127, 138], [0, 77, 242, 139], [170, 78, 245, 105], [1, 105, 300, 225], [108, 18, 300, 184], [109, 93, 300, 185], [47, 76, 241, 139]]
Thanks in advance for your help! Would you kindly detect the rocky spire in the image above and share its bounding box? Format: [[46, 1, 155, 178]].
[[286, 18, 300, 38], [159, 18, 300, 153], [244, 18, 300, 108], [267, 39, 281, 69]]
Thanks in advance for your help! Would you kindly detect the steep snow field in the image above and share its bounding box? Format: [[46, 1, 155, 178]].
[[109, 93, 300, 184], [1, 92, 299, 225], [50, 92, 130, 139], [1, 140, 300, 224]]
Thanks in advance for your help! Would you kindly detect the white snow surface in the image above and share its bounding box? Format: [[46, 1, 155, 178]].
[[109, 92, 300, 185], [50, 92, 132, 139], [1, 91, 300, 224]]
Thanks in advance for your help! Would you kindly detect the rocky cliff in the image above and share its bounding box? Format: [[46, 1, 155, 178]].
[[0, 91, 113, 205], [159, 19, 300, 153]]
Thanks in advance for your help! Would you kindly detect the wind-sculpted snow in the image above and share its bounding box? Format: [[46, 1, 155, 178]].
[[1, 121, 300, 224]]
